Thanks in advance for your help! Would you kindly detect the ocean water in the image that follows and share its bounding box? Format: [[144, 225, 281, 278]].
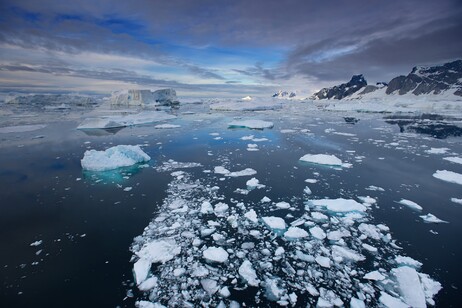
[[0, 106, 461, 307]]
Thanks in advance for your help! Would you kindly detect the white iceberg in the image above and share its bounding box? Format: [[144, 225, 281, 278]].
[[443, 156, 462, 165], [433, 170, 462, 185], [111, 89, 178, 106], [81, 145, 150, 171], [228, 120, 274, 129]]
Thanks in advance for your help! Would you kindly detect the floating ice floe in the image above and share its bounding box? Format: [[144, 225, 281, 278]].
[[451, 198, 462, 205], [443, 156, 462, 165], [398, 199, 423, 211], [154, 124, 181, 129], [77, 111, 176, 129], [228, 120, 274, 129], [419, 213, 448, 224], [309, 198, 367, 213], [299, 154, 351, 168], [81, 145, 150, 171], [262, 216, 286, 231], [238, 260, 260, 286], [246, 177, 265, 189], [203, 247, 229, 263], [432, 170, 462, 185], [284, 227, 309, 239], [0, 124, 46, 133], [425, 147, 450, 154]]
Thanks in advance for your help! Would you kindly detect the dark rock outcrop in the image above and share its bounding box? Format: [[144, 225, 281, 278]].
[[311, 74, 367, 100], [386, 60, 462, 96]]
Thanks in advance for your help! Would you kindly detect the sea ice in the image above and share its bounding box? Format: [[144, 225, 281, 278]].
[[419, 213, 448, 223], [363, 270, 385, 281], [228, 120, 274, 129], [238, 260, 260, 286], [443, 156, 462, 165], [77, 111, 176, 129], [154, 124, 181, 129], [398, 199, 423, 211], [284, 227, 309, 239], [203, 247, 229, 263], [392, 266, 426, 307], [201, 278, 218, 295], [425, 147, 450, 154], [246, 177, 265, 189], [81, 145, 150, 171], [133, 258, 152, 285], [262, 216, 286, 231], [432, 170, 462, 185], [350, 297, 366, 308], [299, 154, 343, 166], [315, 256, 331, 268], [136, 238, 181, 264], [395, 255, 422, 268], [310, 198, 367, 213], [379, 292, 409, 308], [275, 201, 290, 209], [309, 226, 326, 240], [451, 198, 462, 205], [331, 245, 365, 262], [227, 168, 257, 177], [244, 209, 258, 223], [0, 124, 46, 133]]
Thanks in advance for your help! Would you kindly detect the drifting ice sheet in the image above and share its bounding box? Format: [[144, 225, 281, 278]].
[[136, 238, 181, 264], [299, 154, 344, 166], [398, 199, 423, 211], [310, 198, 367, 213], [432, 170, 462, 185], [203, 247, 229, 263], [81, 145, 150, 171]]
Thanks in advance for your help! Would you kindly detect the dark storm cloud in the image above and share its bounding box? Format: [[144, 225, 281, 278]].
[[0, 0, 461, 93]]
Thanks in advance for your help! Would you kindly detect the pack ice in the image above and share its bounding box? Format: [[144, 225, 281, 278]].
[[81, 145, 150, 171]]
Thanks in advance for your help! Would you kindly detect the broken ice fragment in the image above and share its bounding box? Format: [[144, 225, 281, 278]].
[[262, 216, 286, 231], [81, 145, 150, 171], [398, 199, 423, 211], [228, 120, 274, 129], [432, 170, 462, 185], [203, 247, 229, 263], [238, 260, 260, 286], [310, 198, 367, 213], [284, 227, 309, 239], [309, 226, 326, 240], [135, 238, 181, 264], [419, 213, 448, 223], [392, 266, 426, 307], [299, 154, 343, 166]]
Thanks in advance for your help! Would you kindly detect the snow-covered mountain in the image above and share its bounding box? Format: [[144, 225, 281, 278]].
[[311, 60, 462, 100]]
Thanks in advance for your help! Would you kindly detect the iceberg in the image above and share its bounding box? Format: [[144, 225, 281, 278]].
[[81, 145, 150, 171], [419, 213, 448, 223], [111, 89, 179, 106]]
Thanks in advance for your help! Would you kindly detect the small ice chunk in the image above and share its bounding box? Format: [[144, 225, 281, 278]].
[[264, 278, 284, 301], [379, 292, 409, 308], [30, 240, 42, 247], [327, 229, 351, 241], [138, 277, 158, 291], [201, 278, 218, 295], [365, 185, 385, 192], [395, 255, 422, 268], [136, 300, 166, 308], [299, 154, 343, 166], [227, 168, 257, 177], [425, 147, 450, 154], [275, 201, 290, 209], [239, 260, 260, 286], [262, 216, 286, 231], [398, 199, 423, 211], [203, 247, 229, 263], [133, 258, 151, 285], [136, 239, 181, 264], [362, 243, 378, 252], [154, 124, 181, 129], [214, 166, 230, 175], [275, 247, 285, 256], [315, 256, 331, 268], [214, 202, 229, 217], [303, 186, 312, 195], [419, 213, 448, 223], [310, 198, 367, 213], [358, 196, 376, 205], [358, 223, 382, 240], [364, 270, 385, 281], [433, 170, 462, 185], [81, 145, 150, 171], [261, 196, 271, 203], [200, 201, 213, 214], [219, 286, 231, 298], [451, 198, 462, 205], [305, 179, 318, 183], [443, 156, 462, 165], [246, 177, 265, 189], [244, 209, 258, 223], [392, 266, 426, 307], [173, 268, 186, 277], [331, 245, 365, 262], [418, 272, 442, 306], [228, 120, 274, 129], [284, 227, 309, 239], [350, 297, 365, 308], [309, 226, 326, 240]]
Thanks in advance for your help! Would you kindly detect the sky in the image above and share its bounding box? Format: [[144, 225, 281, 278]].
[[0, 0, 461, 97]]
